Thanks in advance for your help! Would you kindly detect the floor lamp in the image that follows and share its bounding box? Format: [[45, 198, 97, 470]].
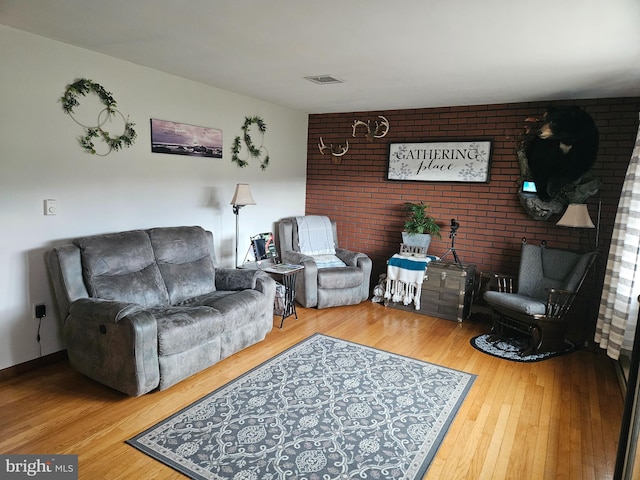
[[555, 201, 600, 249], [230, 183, 256, 268], [556, 202, 601, 347]]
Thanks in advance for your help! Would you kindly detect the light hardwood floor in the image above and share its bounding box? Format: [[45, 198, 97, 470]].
[[0, 302, 623, 479]]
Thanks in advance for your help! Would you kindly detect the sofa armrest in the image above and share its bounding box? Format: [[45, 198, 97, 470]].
[[281, 250, 313, 265], [280, 250, 318, 277], [253, 270, 276, 295], [215, 267, 262, 291], [69, 297, 144, 323], [254, 272, 277, 319], [336, 248, 372, 302], [65, 298, 159, 396], [335, 248, 368, 268], [280, 250, 319, 308]]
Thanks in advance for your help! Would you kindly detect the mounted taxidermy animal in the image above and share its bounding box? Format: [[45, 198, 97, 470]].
[[525, 106, 599, 201]]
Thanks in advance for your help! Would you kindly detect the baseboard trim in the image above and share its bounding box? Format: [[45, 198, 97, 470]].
[[0, 350, 68, 382]]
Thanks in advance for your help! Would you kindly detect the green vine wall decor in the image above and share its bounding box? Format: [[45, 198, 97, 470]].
[[231, 116, 270, 170], [60, 79, 137, 155]]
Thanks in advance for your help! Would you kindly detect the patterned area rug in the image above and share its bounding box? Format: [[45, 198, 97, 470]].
[[470, 333, 577, 362], [127, 333, 476, 479]]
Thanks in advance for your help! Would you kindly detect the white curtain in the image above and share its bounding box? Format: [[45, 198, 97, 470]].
[[595, 114, 640, 360]]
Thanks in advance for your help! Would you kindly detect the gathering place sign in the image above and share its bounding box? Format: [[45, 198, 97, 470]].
[[387, 140, 492, 183]]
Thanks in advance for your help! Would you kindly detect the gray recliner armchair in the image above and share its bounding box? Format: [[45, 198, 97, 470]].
[[277, 216, 372, 309], [483, 238, 597, 355]]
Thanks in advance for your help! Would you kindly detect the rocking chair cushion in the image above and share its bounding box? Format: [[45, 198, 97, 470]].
[[484, 291, 546, 316]]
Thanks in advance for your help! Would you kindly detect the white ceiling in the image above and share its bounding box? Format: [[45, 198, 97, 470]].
[[2, 0, 640, 113]]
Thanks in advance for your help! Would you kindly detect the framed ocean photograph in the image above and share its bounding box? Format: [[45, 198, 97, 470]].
[[150, 119, 223, 158]]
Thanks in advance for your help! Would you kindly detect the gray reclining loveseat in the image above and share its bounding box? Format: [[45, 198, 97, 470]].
[[46, 226, 276, 396]]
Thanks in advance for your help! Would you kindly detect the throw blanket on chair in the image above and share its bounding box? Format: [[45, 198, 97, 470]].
[[385, 254, 438, 309], [296, 216, 335, 255]]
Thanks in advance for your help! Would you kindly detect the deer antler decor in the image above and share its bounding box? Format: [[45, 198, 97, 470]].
[[318, 137, 349, 164], [352, 115, 390, 142]]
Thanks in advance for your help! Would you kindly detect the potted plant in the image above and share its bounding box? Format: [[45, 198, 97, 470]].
[[402, 202, 441, 252]]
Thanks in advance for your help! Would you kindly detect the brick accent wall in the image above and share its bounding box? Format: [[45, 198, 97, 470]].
[[306, 98, 640, 336]]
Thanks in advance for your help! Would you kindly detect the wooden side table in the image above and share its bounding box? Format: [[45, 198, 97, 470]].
[[262, 263, 304, 328]]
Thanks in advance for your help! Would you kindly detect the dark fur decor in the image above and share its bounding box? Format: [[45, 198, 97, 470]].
[[525, 106, 599, 201]]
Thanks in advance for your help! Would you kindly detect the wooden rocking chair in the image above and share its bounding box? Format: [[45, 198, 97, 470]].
[[484, 238, 597, 356]]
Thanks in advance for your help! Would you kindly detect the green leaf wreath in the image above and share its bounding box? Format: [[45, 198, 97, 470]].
[[60, 79, 137, 155], [231, 116, 270, 170]]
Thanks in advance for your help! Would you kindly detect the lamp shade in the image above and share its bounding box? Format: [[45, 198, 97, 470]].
[[230, 183, 256, 206], [556, 203, 595, 228]]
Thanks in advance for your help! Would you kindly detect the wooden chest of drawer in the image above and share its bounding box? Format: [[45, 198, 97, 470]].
[[388, 262, 476, 322]]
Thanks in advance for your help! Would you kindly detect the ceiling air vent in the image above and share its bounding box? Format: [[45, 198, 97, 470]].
[[304, 75, 344, 85]]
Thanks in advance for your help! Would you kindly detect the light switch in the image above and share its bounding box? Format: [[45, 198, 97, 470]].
[[44, 199, 57, 216]]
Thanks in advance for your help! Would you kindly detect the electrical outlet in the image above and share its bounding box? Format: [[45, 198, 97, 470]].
[[34, 303, 46, 319], [31, 302, 43, 319], [44, 199, 57, 216]]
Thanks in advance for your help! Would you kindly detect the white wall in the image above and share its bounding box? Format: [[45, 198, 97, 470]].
[[0, 26, 308, 370]]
